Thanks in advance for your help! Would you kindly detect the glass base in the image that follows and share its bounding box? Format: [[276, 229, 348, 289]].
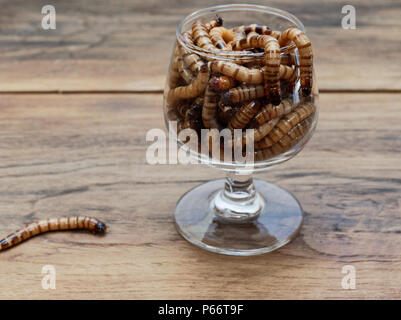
[[174, 179, 303, 256]]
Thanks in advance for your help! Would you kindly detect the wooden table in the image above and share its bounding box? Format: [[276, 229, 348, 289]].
[[0, 0, 400, 299]]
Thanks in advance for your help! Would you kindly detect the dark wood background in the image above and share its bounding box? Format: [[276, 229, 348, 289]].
[[0, 0, 400, 299]]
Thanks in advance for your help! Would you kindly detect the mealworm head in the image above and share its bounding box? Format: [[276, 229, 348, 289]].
[[301, 87, 311, 96], [199, 63, 208, 73], [216, 16, 223, 26], [94, 221, 107, 234]]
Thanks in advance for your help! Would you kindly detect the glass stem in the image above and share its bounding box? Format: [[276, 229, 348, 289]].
[[213, 172, 264, 223]]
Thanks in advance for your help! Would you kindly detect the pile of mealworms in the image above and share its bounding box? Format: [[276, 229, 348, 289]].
[[165, 16, 316, 161]]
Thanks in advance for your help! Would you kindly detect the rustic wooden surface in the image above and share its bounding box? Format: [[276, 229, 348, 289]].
[[0, 0, 401, 92], [0, 93, 400, 299], [0, 0, 400, 300]]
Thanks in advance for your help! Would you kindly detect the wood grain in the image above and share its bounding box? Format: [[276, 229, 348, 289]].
[[0, 93, 399, 299], [0, 0, 400, 92]]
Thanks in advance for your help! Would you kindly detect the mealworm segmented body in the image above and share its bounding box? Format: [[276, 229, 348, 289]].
[[202, 81, 219, 129], [167, 63, 210, 102], [209, 75, 236, 91], [178, 98, 203, 134], [0, 216, 106, 252], [222, 84, 265, 104], [179, 32, 205, 73], [278, 28, 313, 96], [211, 61, 296, 85], [254, 98, 295, 125], [210, 27, 235, 50], [256, 103, 315, 148], [168, 47, 181, 89], [255, 116, 313, 160], [177, 55, 195, 84], [231, 34, 281, 105], [228, 100, 260, 130], [204, 16, 223, 31], [210, 61, 264, 84], [233, 24, 272, 35]]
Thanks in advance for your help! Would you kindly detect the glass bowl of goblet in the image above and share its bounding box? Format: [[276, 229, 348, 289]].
[[163, 4, 318, 256]]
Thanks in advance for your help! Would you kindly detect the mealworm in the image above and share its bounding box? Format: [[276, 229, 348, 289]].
[[233, 34, 281, 104], [210, 27, 235, 50], [231, 118, 279, 149], [192, 17, 225, 52], [202, 81, 219, 129], [232, 24, 272, 36], [177, 55, 195, 84], [211, 61, 296, 85], [178, 98, 203, 135], [249, 118, 280, 142], [169, 47, 181, 89], [0, 216, 106, 252], [228, 100, 260, 130], [167, 63, 210, 102], [179, 32, 205, 73], [210, 60, 264, 84], [254, 98, 295, 125], [254, 116, 313, 160], [209, 75, 236, 91], [221, 84, 265, 104], [278, 28, 313, 96], [217, 103, 235, 125], [256, 103, 315, 148], [204, 16, 223, 31]]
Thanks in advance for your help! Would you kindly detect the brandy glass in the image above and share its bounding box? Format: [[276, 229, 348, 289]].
[[163, 4, 318, 255]]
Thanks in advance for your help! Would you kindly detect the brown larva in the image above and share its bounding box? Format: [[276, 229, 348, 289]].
[[232, 34, 281, 105], [204, 16, 224, 31], [254, 98, 295, 125], [254, 116, 313, 160], [255, 103, 316, 148], [210, 61, 296, 85], [0, 216, 106, 252], [209, 27, 235, 50], [202, 81, 219, 129], [278, 28, 313, 96], [192, 17, 225, 52], [232, 24, 272, 36], [167, 63, 210, 102], [221, 84, 265, 104], [228, 100, 260, 130]]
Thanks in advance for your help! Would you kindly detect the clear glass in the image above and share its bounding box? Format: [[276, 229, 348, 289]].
[[163, 4, 318, 255]]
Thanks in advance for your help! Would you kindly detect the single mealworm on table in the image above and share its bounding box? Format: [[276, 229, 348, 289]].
[[0, 216, 107, 252], [167, 63, 210, 103], [221, 84, 265, 104], [254, 98, 295, 125], [232, 34, 281, 104], [256, 103, 316, 148], [278, 28, 313, 96], [254, 116, 313, 160]]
